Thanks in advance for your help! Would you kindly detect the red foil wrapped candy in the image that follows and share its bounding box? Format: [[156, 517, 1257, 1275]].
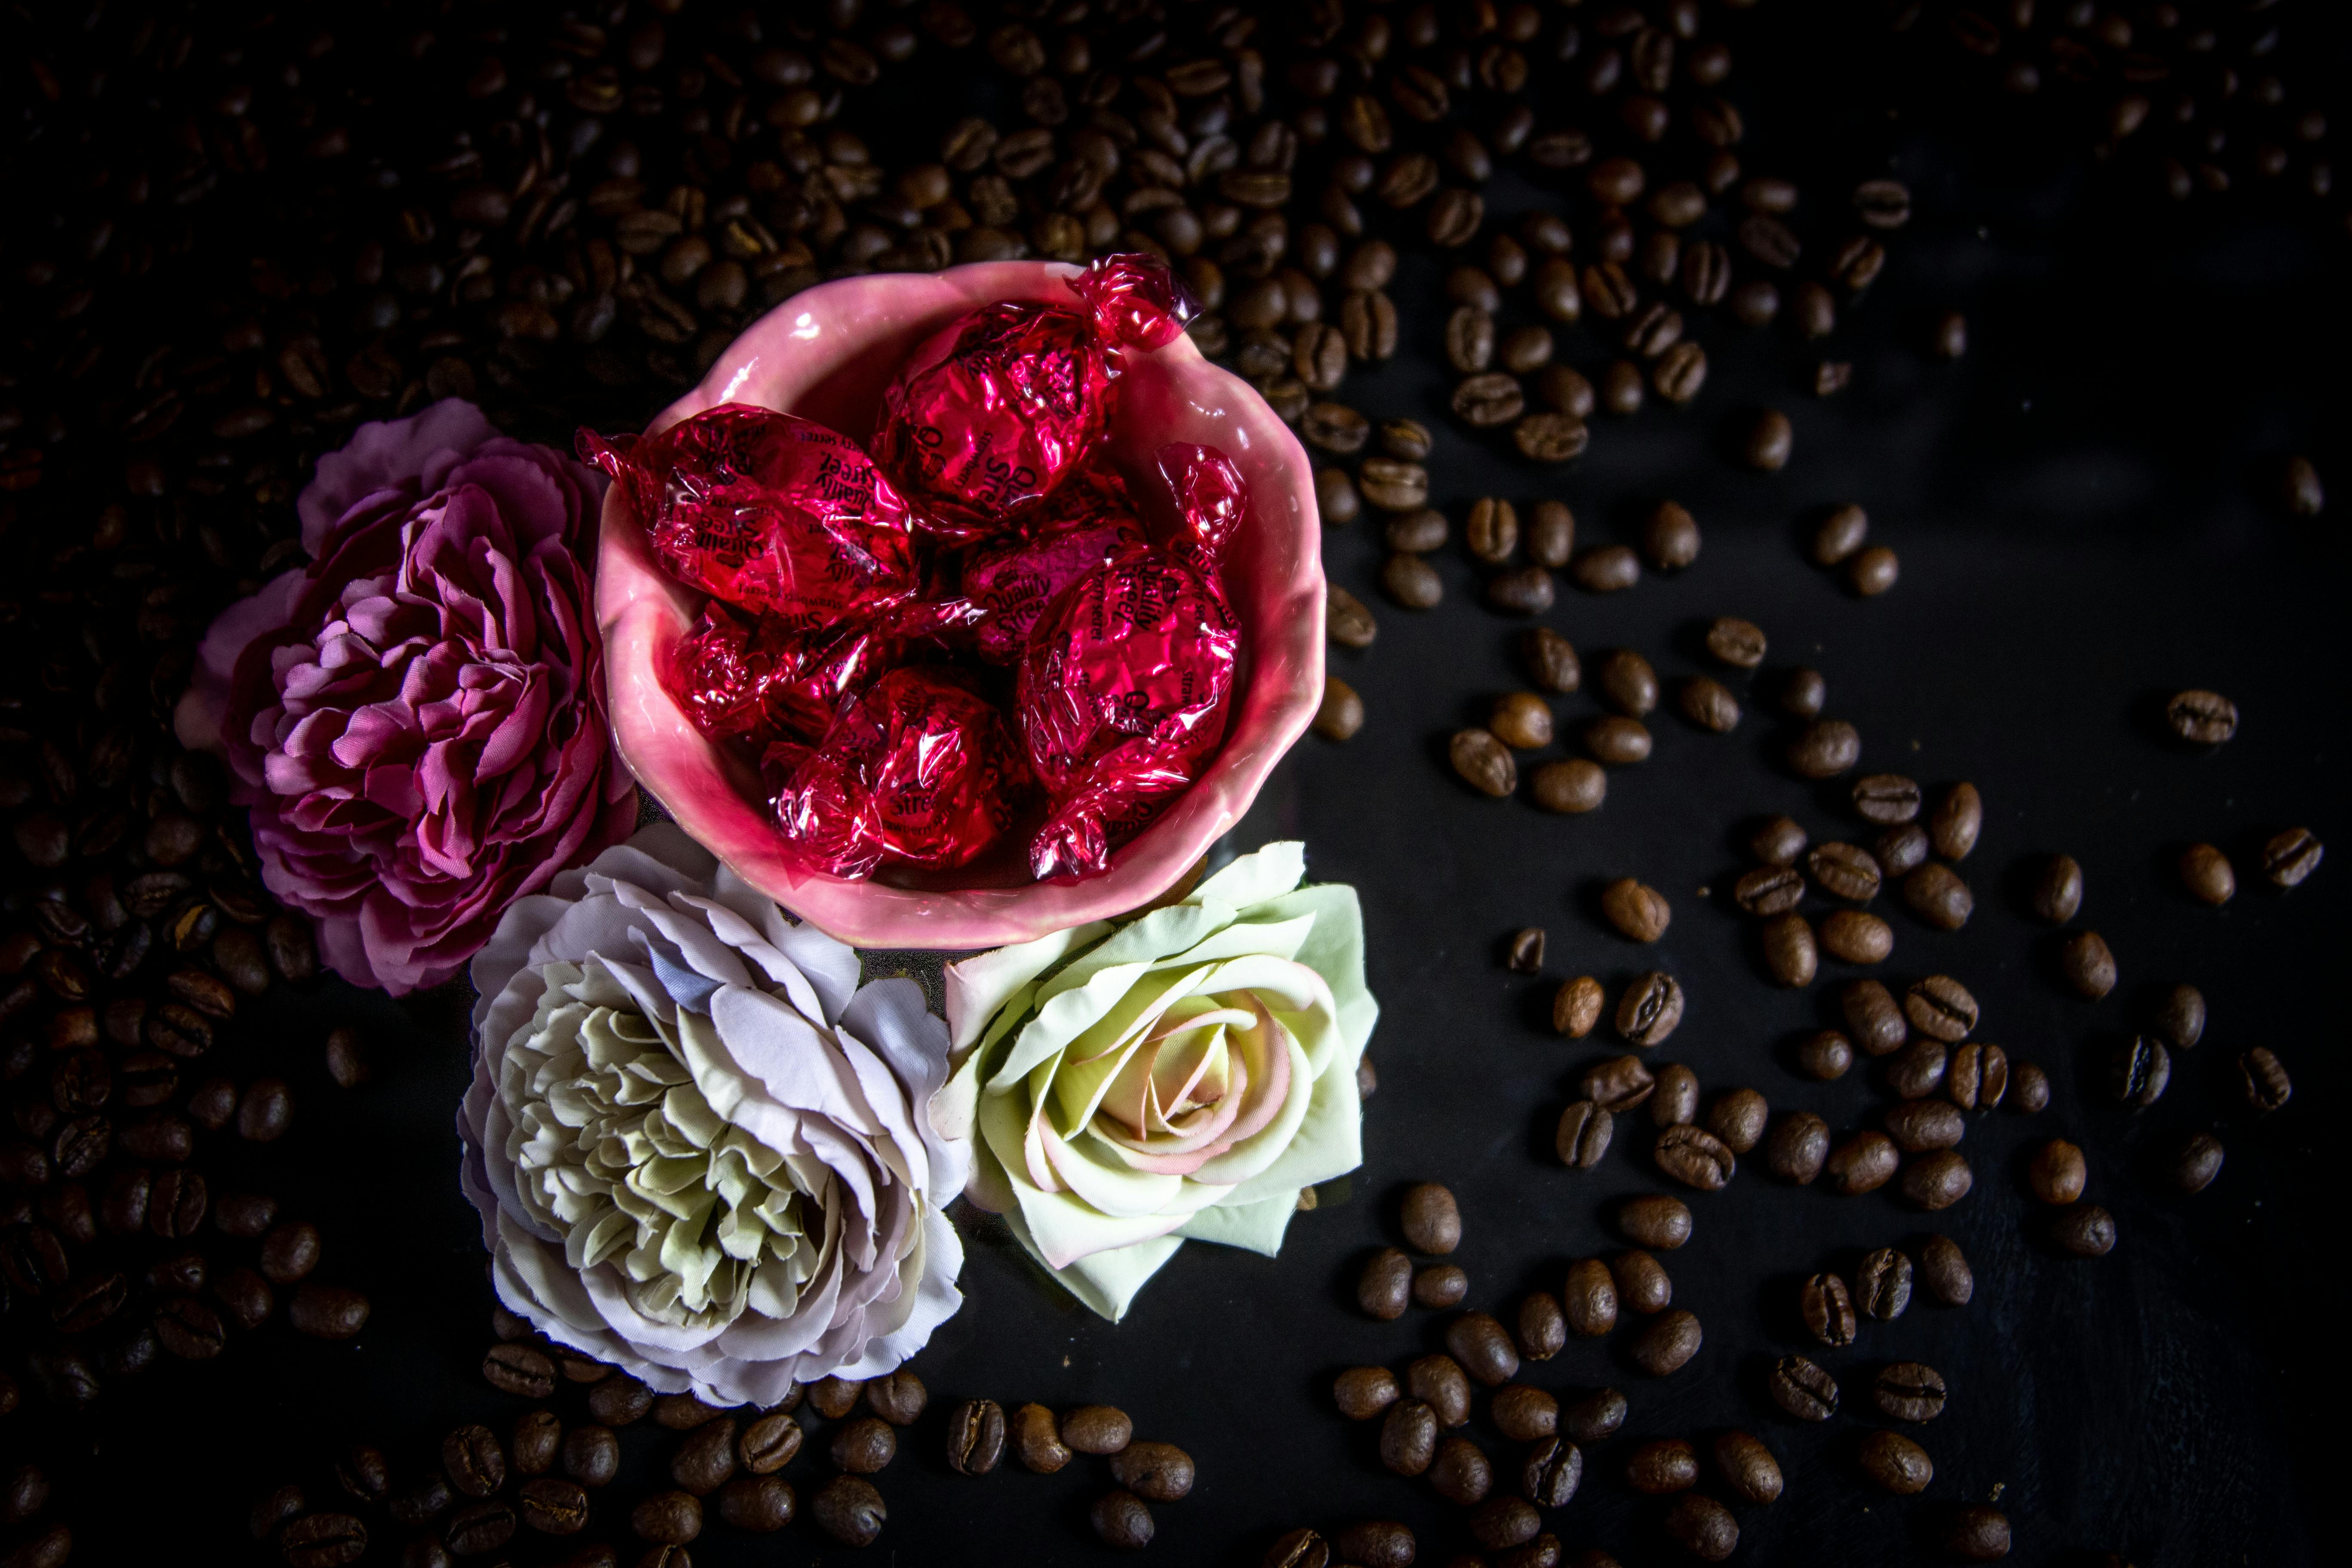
[[872, 254, 1194, 541], [1016, 442, 1246, 882], [959, 466, 1148, 665], [668, 600, 901, 744], [579, 402, 920, 630], [764, 667, 1031, 879]]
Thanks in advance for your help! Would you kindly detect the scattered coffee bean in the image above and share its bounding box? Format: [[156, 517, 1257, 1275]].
[[1886, 1098, 1966, 1152], [1332, 1521, 1418, 1568], [1874, 1362, 1949, 1423], [1534, 760, 1608, 814], [2168, 1131, 2226, 1194], [1742, 409, 1794, 470], [1626, 1437, 1699, 1493], [811, 1475, 885, 1548], [1402, 1182, 1462, 1253], [1810, 842, 1884, 902], [1788, 720, 1861, 778], [1314, 677, 1365, 741], [1735, 863, 1807, 917], [1877, 823, 1932, 877], [1616, 973, 1684, 1045], [1522, 628, 1582, 692], [2061, 931, 2119, 998], [1769, 1356, 1840, 1421], [1336, 1367, 1401, 1421], [1715, 1431, 1784, 1505], [1467, 497, 1520, 563], [1852, 774, 1922, 824], [1706, 617, 1767, 668], [1650, 1064, 1701, 1127], [1811, 505, 1869, 565], [1680, 677, 1742, 732], [1508, 926, 1547, 973], [1904, 976, 1979, 1041], [1630, 1310, 1703, 1375], [1753, 815, 1808, 866], [1492, 694, 1554, 751], [1470, 1495, 1542, 1552], [1557, 1102, 1615, 1169], [1707, 1089, 1769, 1153], [1329, 586, 1379, 648], [1821, 910, 1894, 964], [1380, 1401, 1439, 1476], [1779, 667, 1829, 718], [2149, 983, 2207, 1049], [1665, 1493, 1739, 1561], [1518, 1292, 1568, 1362], [1601, 879, 1672, 941], [1386, 508, 1448, 553], [485, 1344, 556, 1400], [2030, 854, 2085, 923], [831, 1416, 897, 1475], [1941, 1505, 2014, 1562], [1905, 864, 1975, 930], [1429, 1436, 1494, 1506], [1902, 1149, 1974, 1210], [1554, 977, 1607, 1037], [1611, 1250, 1674, 1315], [1858, 1429, 1933, 1494], [1528, 502, 1576, 567], [1919, 1235, 1975, 1305], [1562, 1389, 1629, 1446], [1886, 1037, 1951, 1099], [2262, 827, 2324, 887], [2165, 689, 2238, 745], [1111, 1442, 1195, 1504], [1849, 546, 1900, 596], [1931, 782, 1983, 858], [1013, 1403, 1072, 1474], [1802, 1272, 1858, 1348], [1384, 551, 1444, 608], [1586, 716, 1654, 764], [1827, 1132, 1901, 1195], [1523, 1437, 1584, 1510], [2179, 843, 2235, 904], [1855, 1249, 1915, 1319], [1584, 1055, 1656, 1112], [1492, 1385, 1559, 1443], [2009, 1060, 2052, 1113], [1595, 651, 1661, 717], [1452, 728, 1517, 796], [1409, 1355, 1474, 1429], [2240, 1047, 2292, 1113], [1767, 1112, 1832, 1183], [1449, 1312, 1521, 1387], [2111, 1036, 2171, 1109], [1798, 1029, 1855, 1081], [1761, 914, 1817, 986], [1618, 1194, 1692, 1250], [1656, 1125, 1736, 1191], [1569, 545, 1642, 593], [1642, 502, 1701, 571], [2051, 1202, 2118, 1257]]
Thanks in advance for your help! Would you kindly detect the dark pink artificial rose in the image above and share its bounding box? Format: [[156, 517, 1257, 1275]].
[[175, 399, 636, 994]]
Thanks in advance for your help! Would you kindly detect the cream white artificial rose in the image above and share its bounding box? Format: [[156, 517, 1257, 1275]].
[[459, 824, 967, 1406], [931, 842, 1376, 1320]]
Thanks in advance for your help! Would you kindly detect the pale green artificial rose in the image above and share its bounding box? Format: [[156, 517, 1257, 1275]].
[[931, 842, 1378, 1320]]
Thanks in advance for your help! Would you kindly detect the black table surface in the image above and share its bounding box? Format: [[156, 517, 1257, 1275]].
[[38, 10, 2349, 1568]]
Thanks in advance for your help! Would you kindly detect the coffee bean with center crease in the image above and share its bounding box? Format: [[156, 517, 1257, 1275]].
[[2165, 689, 2238, 745], [943, 1398, 1005, 1476], [1454, 373, 1526, 426], [1761, 914, 1817, 987], [1619, 1194, 1692, 1249], [1859, 1430, 1934, 1494], [1706, 616, 1767, 668], [1617, 973, 1683, 1044], [1522, 1436, 1584, 1510], [1380, 1400, 1439, 1475], [485, 1343, 555, 1399], [1804, 842, 1893, 906], [447, 1499, 518, 1554], [1449, 1311, 1520, 1386], [1430, 1435, 1494, 1506], [1601, 879, 1672, 941], [1303, 402, 1369, 453], [2240, 1047, 2292, 1112], [1803, 1272, 1858, 1347], [1570, 545, 1642, 593], [1556, 1101, 1614, 1168], [1632, 1310, 1703, 1375], [519, 1478, 589, 1536], [2061, 931, 2118, 997], [1452, 729, 1516, 796], [1873, 1362, 1948, 1422], [1886, 1037, 1950, 1099], [153, 1295, 224, 1358], [1788, 720, 1860, 778], [2111, 1036, 2171, 1108], [1384, 552, 1443, 608], [1852, 774, 1921, 824], [1410, 1354, 1474, 1427], [1402, 1182, 1461, 1253], [1853, 1248, 1914, 1319], [1656, 1125, 1736, 1190], [509, 1412, 560, 1478], [1467, 496, 1519, 562], [1902, 1149, 1974, 1210], [1264, 1528, 1332, 1568], [1584, 1055, 1655, 1111], [1767, 1112, 1832, 1183], [1112, 1442, 1195, 1503], [1449, 306, 1497, 372], [1734, 865, 1804, 916], [1562, 1259, 1618, 1338], [281, 1513, 368, 1568], [1905, 976, 1978, 1041], [1626, 1438, 1699, 1493], [1827, 1132, 1901, 1195], [442, 1424, 506, 1498], [1334, 1520, 1419, 1568], [811, 1476, 885, 1547], [2263, 827, 2324, 886], [1014, 1403, 1071, 1473], [2030, 854, 2084, 922], [1770, 1355, 1841, 1421]]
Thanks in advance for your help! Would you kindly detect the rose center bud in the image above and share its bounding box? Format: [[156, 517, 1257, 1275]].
[[1047, 990, 1294, 1179]]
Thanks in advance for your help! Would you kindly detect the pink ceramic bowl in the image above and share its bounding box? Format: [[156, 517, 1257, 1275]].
[[596, 260, 1324, 951]]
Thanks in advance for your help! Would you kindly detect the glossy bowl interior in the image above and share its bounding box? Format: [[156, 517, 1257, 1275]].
[[595, 260, 1324, 950]]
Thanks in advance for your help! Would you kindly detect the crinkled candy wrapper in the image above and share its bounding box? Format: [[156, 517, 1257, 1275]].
[[1016, 442, 1245, 882], [958, 465, 1147, 665], [580, 402, 921, 633], [764, 666, 1032, 879], [871, 254, 1194, 542], [667, 600, 903, 744]]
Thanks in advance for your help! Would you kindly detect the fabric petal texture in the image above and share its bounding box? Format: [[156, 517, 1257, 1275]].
[[936, 841, 1375, 1321], [175, 398, 633, 995], [460, 824, 968, 1406]]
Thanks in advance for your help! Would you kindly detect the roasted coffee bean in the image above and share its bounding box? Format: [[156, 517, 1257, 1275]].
[[1821, 910, 1894, 964], [1556, 1102, 1614, 1169], [1616, 973, 1684, 1046], [564, 1426, 621, 1488], [674, 1417, 742, 1492], [1626, 1437, 1699, 1493], [1409, 1355, 1474, 1428], [1493, 695, 1555, 753], [1263, 1528, 1330, 1568], [1734, 865, 1806, 917], [2263, 827, 2324, 887], [1713, 1430, 1784, 1505], [1359, 1246, 1414, 1320], [1586, 716, 1654, 764], [1521, 628, 1582, 695], [1516, 1290, 1569, 1363], [1858, 1430, 1934, 1494], [1491, 1385, 1559, 1444], [1663, 1493, 1738, 1561], [1704, 616, 1767, 669], [1601, 879, 1672, 941], [1063, 1405, 1132, 1457], [1562, 1259, 1619, 1338], [1827, 1132, 1901, 1195], [2061, 930, 2118, 998], [1876, 824, 1932, 877], [2111, 1036, 2171, 1109], [1595, 651, 1660, 717], [1326, 587, 1379, 652], [1583, 1055, 1654, 1112], [1788, 720, 1860, 778], [1798, 1029, 1855, 1081], [1554, 977, 1606, 1037], [1111, 1442, 1194, 1503], [1641, 503, 1701, 572], [1507, 926, 1548, 975], [1839, 980, 1906, 1056], [2150, 983, 2207, 1050], [1873, 1362, 1948, 1423], [1522, 501, 1576, 569], [715, 1473, 794, 1533], [1619, 1193, 1692, 1250], [1853, 774, 1922, 825], [1449, 1312, 1521, 1387], [1014, 1403, 1071, 1473], [1887, 1038, 1950, 1099], [1533, 760, 1608, 816], [1561, 1389, 1629, 1448], [1761, 914, 1817, 987], [2169, 1131, 2227, 1194], [1849, 546, 1901, 596], [1569, 545, 1642, 594], [2030, 854, 2085, 923], [1770, 1354, 1841, 1421], [1811, 505, 1870, 565], [1931, 783, 1983, 858], [811, 1476, 884, 1548], [485, 1343, 556, 1399], [1886, 1098, 1966, 1152], [444, 1425, 507, 1498], [1803, 1272, 1859, 1348], [1488, 564, 1559, 613], [1767, 1112, 1833, 1183], [1809, 843, 1882, 902], [1905, 976, 1978, 1041], [2052, 1202, 2118, 1257], [1600, 359, 1647, 415], [1337, 1367, 1400, 1421], [1318, 472, 1363, 529], [1415, 1264, 1470, 1309], [1656, 1125, 1736, 1191], [1608, 1249, 1672, 1316], [1742, 409, 1794, 471], [2240, 1047, 2292, 1113], [1302, 401, 1370, 454], [1779, 667, 1829, 719], [1401, 1182, 1462, 1254], [1520, 1436, 1583, 1511], [1650, 1064, 1700, 1127], [281, 1512, 369, 1568], [1380, 419, 1433, 460], [1448, 306, 1498, 373], [1756, 813, 1813, 867], [1430, 1435, 1495, 1505], [1385, 509, 1447, 553], [1680, 677, 1742, 732], [1631, 1310, 1703, 1376], [1702, 1089, 1768, 1155], [1911, 1236, 1972, 1308], [1655, 341, 1709, 402], [1314, 677, 1365, 743], [1941, 1505, 2014, 1562], [1454, 373, 1526, 427], [291, 1282, 369, 1340], [1853, 1249, 1914, 1320], [1384, 551, 1443, 609], [509, 1412, 561, 1478], [517, 1478, 589, 1537], [2165, 689, 2238, 745], [587, 1375, 653, 1427], [1380, 1399, 1440, 1475], [1452, 729, 1517, 797], [1333, 1520, 1419, 1568], [1089, 1490, 1155, 1552], [2009, 1060, 2052, 1113], [1903, 1150, 1974, 1210]]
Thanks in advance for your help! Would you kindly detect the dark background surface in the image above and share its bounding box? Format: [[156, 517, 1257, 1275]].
[[10, 3, 2349, 1565]]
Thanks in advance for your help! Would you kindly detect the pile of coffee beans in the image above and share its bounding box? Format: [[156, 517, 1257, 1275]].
[[939, 1395, 1194, 1550]]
